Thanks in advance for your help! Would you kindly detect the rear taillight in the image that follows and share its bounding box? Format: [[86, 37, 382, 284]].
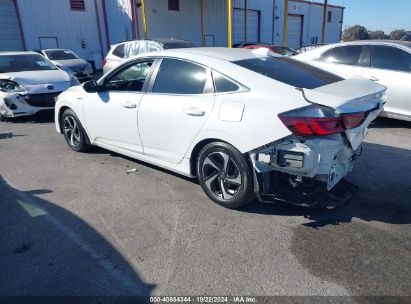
[[279, 116, 344, 136], [278, 106, 365, 137], [342, 113, 364, 129], [103, 58, 107, 66]]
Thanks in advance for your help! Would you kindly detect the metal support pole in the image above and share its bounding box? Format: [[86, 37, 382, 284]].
[[200, 0, 205, 46], [227, 0, 233, 48], [321, 0, 328, 44], [282, 0, 288, 46], [141, 0, 148, 39], [244, 0, 248, 43]]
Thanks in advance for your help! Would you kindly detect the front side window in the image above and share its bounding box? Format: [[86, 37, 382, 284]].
[[319, 45, 363, 66], [371, 46, 411, 72], [0, 54, 57, 73], [153, 59, 207, 94], [213, 71, 239, 93], [233, 56, 343, 89], [104, 60, 154, 92]]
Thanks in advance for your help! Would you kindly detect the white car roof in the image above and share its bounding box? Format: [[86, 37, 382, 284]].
[[131, 47, 282, 67]]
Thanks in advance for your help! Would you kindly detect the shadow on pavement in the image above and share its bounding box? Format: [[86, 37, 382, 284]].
[[0, 176, 154, 299], [369, 117, 411, 129]]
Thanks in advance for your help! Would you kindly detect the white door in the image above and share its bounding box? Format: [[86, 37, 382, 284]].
[[84, 60, 155, 152], [362, 45, 411, 118], [233, 9, 259, 44], [138, 58, 215, 164], [0, 0, 23, 51], [287, 15, 302, 49]]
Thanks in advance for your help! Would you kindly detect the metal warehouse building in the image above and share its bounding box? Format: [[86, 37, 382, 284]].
[[0, 0, 344, 69]]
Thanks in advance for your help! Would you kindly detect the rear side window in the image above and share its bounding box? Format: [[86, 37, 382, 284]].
[[153, 58, 207, 94], [112, 44, 125, 58], [319, 45, 363, 66], [213, 71, 239, 93], [233, 56, 343, 89], [371, 46, 411, 72]]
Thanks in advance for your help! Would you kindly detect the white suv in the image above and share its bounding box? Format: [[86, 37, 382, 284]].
[[103, 38, 194, 74]]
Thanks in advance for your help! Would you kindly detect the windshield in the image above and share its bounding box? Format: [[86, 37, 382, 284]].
[[233, 56, 343, 89], [0, 54, 58, 73], [44, 50, 78, 60]]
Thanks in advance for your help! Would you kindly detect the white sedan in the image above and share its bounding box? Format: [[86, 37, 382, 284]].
[[0, 51, 75, 121], [294, 40, 411, 122], [55, 48, 386, 209]]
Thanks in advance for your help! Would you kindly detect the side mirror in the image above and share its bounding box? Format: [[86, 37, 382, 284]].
[[82, 80, 101, 93]]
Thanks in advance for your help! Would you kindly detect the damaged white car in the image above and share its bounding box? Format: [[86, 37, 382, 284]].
[[55, 48, 386, 209], [0, 51, 75, 121]]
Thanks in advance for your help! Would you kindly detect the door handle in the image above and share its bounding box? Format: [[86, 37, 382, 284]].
[[183, 108, 205, 117], [121, 102, 137, 109], [367, 76, 379, 82]]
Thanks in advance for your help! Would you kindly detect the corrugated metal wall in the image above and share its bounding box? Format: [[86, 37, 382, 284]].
[[12, 0, 344, 66], [17, 0, 103, 66], [137, 0, 203, 46], [0, 0, 24, 51]]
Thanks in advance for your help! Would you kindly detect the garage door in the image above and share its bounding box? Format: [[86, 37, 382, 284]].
[[0, 0, 24, 51], [287, 15, 302, 49], [233, 9, 259, 44]]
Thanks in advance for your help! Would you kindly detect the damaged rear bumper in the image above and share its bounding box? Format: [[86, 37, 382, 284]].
[[249, 134, 360, 208]]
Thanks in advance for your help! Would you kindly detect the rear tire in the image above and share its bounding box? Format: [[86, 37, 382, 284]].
[[197, 142, 254, 209], [61, 109, 90, 152]]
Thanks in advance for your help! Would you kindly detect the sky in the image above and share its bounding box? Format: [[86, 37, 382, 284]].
[[328, 0, 411, 33]]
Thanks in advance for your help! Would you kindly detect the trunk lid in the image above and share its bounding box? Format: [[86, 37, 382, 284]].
[[300, 78, 387, 150]]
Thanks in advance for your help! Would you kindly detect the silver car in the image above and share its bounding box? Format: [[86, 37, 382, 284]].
[[40, 49, 93, 81], [294, 40, 411, 122]]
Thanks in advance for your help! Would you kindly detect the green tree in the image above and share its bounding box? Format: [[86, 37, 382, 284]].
[[368, 30, 386, 40], [389, 29, 406, 40], [343, 25, 369, 41]]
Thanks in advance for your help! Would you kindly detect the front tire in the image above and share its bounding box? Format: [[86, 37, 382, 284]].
[[61, 109, 90, 152], [197, 142, 254, 209], [0, 113, 7, 122]]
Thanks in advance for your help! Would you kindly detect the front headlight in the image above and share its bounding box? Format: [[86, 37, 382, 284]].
[[0, 80, 25, 93], [70, 76, 81, 87]]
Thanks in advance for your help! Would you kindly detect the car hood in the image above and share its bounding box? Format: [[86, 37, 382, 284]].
[[51, 59, 88, 68], [0, 70, 71, 85]]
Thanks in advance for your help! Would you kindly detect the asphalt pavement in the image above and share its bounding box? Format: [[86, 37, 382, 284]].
[[0, 112, 410, 300]]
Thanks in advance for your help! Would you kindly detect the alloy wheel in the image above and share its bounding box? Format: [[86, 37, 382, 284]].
[[63, 115, 81, 147], [202, 151, 242, 200]]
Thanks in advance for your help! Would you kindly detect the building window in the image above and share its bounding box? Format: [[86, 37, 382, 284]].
[[327, 11, 332, 22], [168, 0, 179, 11], [70, 0, 85, 11]]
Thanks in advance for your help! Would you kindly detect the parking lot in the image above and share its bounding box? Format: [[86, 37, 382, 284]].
[[0, 112, 410, 298]]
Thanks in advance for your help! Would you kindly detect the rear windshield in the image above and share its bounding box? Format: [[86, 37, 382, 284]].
[[162, 42, 195, 49], [44, 49, 78, 60], [0, 54, 58, 73], [233, 56, 343, 89]]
